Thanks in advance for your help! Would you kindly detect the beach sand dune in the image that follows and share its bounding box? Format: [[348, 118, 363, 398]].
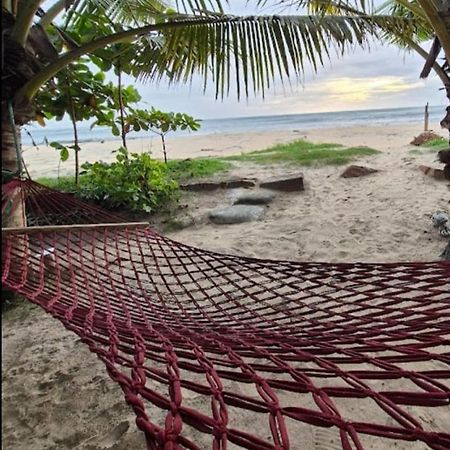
[[3, 123, 449, 449]]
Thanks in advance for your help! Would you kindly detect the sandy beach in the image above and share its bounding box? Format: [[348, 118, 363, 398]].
[[22, 121, 447, 178], [3, 122, 450, 449]]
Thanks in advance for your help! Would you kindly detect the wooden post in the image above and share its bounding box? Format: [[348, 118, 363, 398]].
[[424, 102, 429, 131]]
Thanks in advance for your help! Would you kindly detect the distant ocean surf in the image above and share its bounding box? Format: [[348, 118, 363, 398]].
[[21, 105, 444, 146]]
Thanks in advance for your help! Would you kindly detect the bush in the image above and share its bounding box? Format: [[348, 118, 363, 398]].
[[80, 147, 179, 213]]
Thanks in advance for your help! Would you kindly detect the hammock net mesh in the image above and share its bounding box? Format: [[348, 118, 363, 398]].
[[2, 178, 450, 450]]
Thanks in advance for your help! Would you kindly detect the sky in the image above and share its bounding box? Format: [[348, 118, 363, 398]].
[[44, 0, 448, 121]]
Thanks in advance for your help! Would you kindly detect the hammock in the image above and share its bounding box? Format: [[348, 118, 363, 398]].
[[2, 178, 450, 450]]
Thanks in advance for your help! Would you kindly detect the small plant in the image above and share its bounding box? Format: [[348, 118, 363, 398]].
[[126, 108, 201, 163], [80, 147, 179, 213]]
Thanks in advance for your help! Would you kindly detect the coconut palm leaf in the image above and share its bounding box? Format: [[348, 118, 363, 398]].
[[93, 12, 418, 99]]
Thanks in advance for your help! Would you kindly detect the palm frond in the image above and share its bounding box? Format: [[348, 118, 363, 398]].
[[123, 13, 418, 99], [64, 0, 227, 27]]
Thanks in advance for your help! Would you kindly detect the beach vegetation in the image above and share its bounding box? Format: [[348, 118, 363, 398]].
[[124, 108, 201, 163], [167, 158, 232, 181], [78, 147, 179, 213], [422, 137, 448, 150], [34, 175, 81, 192], [410, 137, 448, 154], [224, 140, 379, 166], [36, 156, 232, 197], [35, 58, 143, 183]]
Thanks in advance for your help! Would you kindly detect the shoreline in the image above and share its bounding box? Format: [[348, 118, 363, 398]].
[[23, 121, 447, 179]]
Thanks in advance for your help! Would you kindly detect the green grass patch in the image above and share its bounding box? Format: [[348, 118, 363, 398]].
[[421, 138, 448, 151], [409, 138, 448, 155], [35, 176, 81, 192], [223, 140, 379, 166], [167, 158, 232, 182]]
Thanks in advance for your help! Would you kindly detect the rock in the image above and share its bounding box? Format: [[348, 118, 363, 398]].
[[180, 182, 221, 192], [260, 174, 304, 192], [410, 131, 443, 146], [222, 178, 257, 189], [419, 165, 445, 180], [209, 205, 265, 224], [233, 190, 276, 205], [165, 214, 195, 231], [340, 165, 378, 178], [180, 178, 257, 192]]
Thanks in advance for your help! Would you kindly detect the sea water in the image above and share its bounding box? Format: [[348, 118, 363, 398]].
[[21, 105, 445, 147]]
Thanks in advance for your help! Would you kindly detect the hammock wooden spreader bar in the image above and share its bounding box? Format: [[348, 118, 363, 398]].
[[2, 178, 450, 450], [2, 221, 151, 234]]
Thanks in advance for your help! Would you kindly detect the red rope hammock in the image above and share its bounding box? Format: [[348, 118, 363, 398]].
[[2, 179, 450, 450]]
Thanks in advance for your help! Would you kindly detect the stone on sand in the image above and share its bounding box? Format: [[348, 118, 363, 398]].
[[233, 190, 276, 205], [260, 174, 304, 191], [340, 165, 378, 178], [209, 205, 265, 224]]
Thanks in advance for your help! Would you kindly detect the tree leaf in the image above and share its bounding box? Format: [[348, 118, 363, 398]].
[[60, 148, 70, 161]]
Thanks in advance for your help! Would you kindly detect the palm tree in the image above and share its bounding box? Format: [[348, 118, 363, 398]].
[[2, 0, 422, 178]]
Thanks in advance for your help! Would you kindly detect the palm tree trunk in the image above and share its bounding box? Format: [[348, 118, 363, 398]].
[[2, 102, 28, 275], [2, 102, 21, 176]]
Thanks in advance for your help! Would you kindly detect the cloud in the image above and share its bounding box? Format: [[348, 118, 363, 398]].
[[321, 76, 424, 103]]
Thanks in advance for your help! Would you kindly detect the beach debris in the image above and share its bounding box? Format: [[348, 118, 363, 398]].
[[209, 205, 265, 224], [233, 189, 276, 205], [418, 165, 445, 180], [431, 211, 450, 237], [260, 174, 304, 191], [340, 165, 378, 178], [181, 178, 257, 192]]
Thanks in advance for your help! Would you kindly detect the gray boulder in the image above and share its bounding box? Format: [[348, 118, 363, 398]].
[[209, 205, 265, 224], [233, 190, 276, 205]]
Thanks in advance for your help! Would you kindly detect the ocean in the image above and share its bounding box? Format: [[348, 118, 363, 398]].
[[21, 105, 445, 147]]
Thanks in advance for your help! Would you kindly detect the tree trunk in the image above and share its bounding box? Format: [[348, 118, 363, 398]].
[[2, 102, 28, 278], [161, 134, 168, 164], [68, 90, 80, 185], [117, 66, 127, 149], [2, 102, 22, 176]]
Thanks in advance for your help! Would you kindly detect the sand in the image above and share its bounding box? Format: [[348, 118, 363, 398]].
[[3, 122, 450, 449]]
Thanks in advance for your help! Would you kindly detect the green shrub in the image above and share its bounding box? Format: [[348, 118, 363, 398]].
[[80, 147, 179, 213]]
